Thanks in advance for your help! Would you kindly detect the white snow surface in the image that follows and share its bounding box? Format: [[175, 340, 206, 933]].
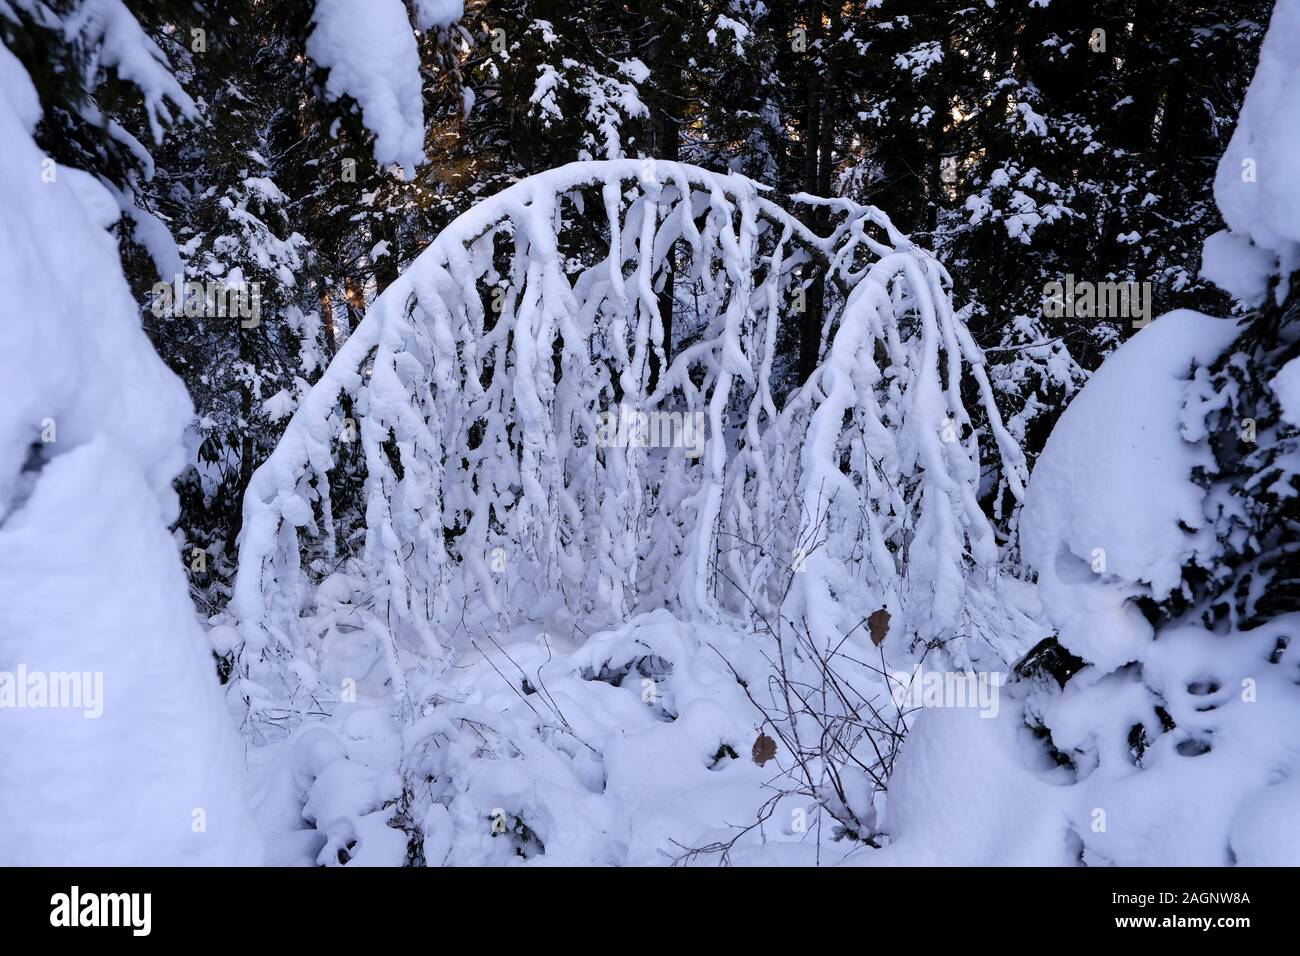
[[1273, 356, 1300, 428], [247, 611, 887, 867], [860, 705, 1068, 866], [412, 0, 463, 30], [0, 40, 261, 865], [1200, 228, 1277, 306], [307, 0, 427, 177]]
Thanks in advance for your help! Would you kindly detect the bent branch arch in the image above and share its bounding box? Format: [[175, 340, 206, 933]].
[[232, 159, 1025, 725]]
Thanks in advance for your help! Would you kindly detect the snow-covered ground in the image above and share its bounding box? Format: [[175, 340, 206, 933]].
[[241, 593, 1042, 867]]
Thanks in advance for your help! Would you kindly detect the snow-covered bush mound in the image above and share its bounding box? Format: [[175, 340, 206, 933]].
[[870, 0, 1300, 866], [251, 604, 1045, 866], [1011, 309, 1300, 865], [0, 33, 259, 863], [867, 309, 1300, 866], [1020, 311, 1241, 672]]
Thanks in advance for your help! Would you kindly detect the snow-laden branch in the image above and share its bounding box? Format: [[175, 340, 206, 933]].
[[232, 159, 1026, 726]]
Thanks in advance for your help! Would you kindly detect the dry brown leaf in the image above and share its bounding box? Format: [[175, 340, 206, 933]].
[[751, 732, 777, 767], [868, 607, 890, 647]]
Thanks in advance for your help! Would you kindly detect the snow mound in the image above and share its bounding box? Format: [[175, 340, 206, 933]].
[[1021, 310, 1240, 673], [247, 610, 929, 866], [858, 705, 1068, 866], [1200, 229, 1277, 306], [861, 611, 1300, 866], [250, 613, 764, 865]]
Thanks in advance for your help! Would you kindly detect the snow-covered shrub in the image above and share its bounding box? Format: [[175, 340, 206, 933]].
[[233, 159, 1030, 721], [1018, 0, 1300, 865], [869, 0, 1300, 866], [228, 158, 1038, 860], [247, 613, 776, 865], [868, 305, 1300, 867], [252, 609, 948, 866]]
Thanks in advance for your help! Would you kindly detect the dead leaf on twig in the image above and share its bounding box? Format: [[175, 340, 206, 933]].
[[868, 607, 890, 647], [752, 732, 777, 766]]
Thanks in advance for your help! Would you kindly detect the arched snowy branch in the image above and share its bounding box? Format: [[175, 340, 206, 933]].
[[231, 159, 1026, 725]]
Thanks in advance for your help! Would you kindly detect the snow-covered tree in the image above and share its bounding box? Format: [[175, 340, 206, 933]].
[[0, 0, 260, 864]]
